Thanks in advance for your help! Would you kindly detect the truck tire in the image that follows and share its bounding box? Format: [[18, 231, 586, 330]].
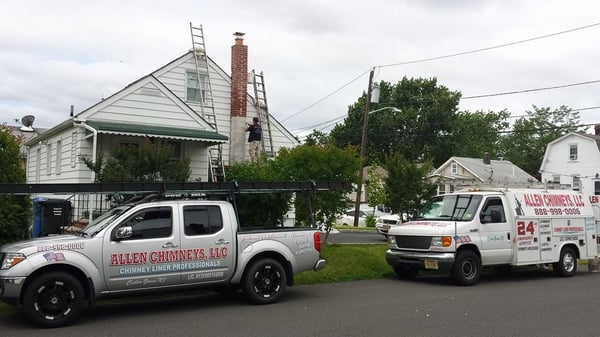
[[452, 250, 481, 286], [242, 258, 287, 305], [22, 271, 85, 328], [553, 247, 577, 277], [393, 264, 419, 279]]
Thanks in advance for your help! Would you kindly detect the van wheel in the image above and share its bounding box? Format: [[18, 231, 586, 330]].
[[393, 264, 419, 279], [553, 247, 577, 277], [22, 271, 85, 328], [452, 251, 481, 286], [242, 258, 287, 304]]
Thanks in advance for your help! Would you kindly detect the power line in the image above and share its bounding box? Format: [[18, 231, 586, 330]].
[[291, 104, 600, 134], [462, 79, 600, 99], [378, 22, 600, 68], [280, 68, 372, 122], [279, 21, 600, 123]]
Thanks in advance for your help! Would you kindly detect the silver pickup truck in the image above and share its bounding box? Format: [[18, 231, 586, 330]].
[[0, 197, 325, 328]]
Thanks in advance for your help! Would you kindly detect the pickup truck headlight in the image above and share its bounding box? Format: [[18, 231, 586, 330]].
[[431, 236, 453, 247], [1, 253, 26, 270]]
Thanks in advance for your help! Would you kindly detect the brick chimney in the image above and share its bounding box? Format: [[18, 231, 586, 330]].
[[595, 124, 600, 137], [230, 32, 247, 117], [229, 32, 249, 164]]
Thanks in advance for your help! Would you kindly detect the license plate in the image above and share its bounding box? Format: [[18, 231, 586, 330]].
[[424, 260, 438, 270]]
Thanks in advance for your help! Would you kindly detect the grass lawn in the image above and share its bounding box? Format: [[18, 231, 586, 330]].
[[295, 243, 393, 284]]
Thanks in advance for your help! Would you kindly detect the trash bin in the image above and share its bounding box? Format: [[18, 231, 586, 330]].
[[31, 197, 72, 237]]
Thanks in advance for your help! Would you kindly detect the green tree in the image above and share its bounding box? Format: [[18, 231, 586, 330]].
[[385, 153, 436, 219], [82, 138, 191, 182], [225, 160, 291, 228], [329, 77, 507, 168], [225, 144, 357, 233], [0, 124, 31, 244], [498, 105, 583, 178], [275, 144, 359, 232], [451, 109, 510, 159], [365, 165, 388, 214], [303, 130, 329, 146]]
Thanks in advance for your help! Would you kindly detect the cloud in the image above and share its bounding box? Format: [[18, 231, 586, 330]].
[[1, 0, 599, 135]]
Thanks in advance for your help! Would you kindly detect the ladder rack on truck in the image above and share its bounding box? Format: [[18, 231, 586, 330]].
[[0, 181, 349, 195]]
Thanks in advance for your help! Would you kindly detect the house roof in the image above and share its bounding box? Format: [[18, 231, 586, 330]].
[[431, 156, 538, 184], [85, 121, 228, 143]]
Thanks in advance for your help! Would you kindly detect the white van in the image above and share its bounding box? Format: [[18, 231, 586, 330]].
[[385, 188, 600, 285]]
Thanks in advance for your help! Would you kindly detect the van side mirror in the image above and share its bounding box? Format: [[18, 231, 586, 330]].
[[115, 226, 133, 240]]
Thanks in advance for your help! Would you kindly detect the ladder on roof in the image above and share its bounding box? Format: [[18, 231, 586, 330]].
[[251, 70, 275, 158], [190, 22, 225, 182]]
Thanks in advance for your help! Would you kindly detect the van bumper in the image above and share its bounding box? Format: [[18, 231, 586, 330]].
[[386, 249, 455, 271], [313, 259, 326, 271]]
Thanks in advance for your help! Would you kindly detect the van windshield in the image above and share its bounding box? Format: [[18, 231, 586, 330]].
[[417, 194, 482, 221]]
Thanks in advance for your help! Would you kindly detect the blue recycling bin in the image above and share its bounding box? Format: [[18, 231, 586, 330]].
[[31, 197, 71, 237]]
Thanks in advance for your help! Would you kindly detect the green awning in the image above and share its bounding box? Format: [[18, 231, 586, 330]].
[[85, 121, 228, 143]]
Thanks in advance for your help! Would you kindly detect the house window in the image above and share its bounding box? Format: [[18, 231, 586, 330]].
[[55, 139, 62, 175], [552, 175, 560, 184], [162, 140, 182, 160], [46, 142, 52, 175], [186, 72, 207, 103], [572, 175, 580, 191], [450, 162, 458, 174], [438, 184, 446, 195], [569, 144, 578, 161], [595, 181, 600, 195]]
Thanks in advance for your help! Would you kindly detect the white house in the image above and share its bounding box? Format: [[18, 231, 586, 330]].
[[24, 32, 300, 185], [539, 125, 600, 195], [428, 155, 539, 194]]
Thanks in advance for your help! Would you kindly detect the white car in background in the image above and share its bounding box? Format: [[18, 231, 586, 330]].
[[376, 213, 402, 236], [336, 209, 369, 227]]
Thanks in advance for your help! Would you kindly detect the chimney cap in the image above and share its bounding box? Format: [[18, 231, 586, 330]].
[[233, 32, 245, 38]]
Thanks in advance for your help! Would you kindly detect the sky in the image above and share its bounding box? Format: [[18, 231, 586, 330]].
[[2, 0, 600, 138]]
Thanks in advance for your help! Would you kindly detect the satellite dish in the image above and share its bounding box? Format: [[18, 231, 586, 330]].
[[20, 115, 35, 132]]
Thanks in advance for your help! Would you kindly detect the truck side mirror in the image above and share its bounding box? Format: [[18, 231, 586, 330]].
[[115, 226, 133, 240]]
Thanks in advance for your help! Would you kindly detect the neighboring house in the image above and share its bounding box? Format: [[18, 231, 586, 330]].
[[7, 124, 47, 169], [539, 125, 600, 195], [428, 155, 539, 194], [24, 32, 299, 185]]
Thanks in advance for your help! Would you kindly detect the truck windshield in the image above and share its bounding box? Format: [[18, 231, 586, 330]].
[[417, 194, 482, 221], [80, 206, 130, 237]]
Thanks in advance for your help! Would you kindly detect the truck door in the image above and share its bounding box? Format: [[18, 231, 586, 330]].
[[479, 197, 513, 264], [179, 204, 235, 285], [103, 206, 181, 291]]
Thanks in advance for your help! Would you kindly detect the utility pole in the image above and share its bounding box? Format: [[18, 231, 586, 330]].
[[353, 67, 375, 227]]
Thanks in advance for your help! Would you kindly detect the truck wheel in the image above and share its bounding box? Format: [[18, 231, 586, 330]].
[[22, 271, 85, 328], [242, 258, 287, 304], [393, 264, 419, 279], [452, 251, 481, 286], [553, 247, 577, 277]]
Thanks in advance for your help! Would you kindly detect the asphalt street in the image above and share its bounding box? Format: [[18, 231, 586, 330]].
[[2, 267, 600, 337]]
